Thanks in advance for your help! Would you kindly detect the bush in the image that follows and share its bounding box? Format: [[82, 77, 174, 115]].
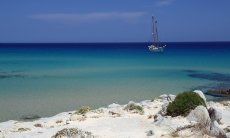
[[166, 92, 206, 117], [77, 106, 91, 115], [124, 103, 144, 114]]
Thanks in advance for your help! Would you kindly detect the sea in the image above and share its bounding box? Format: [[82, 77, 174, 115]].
[[0, 42, 230, 122]]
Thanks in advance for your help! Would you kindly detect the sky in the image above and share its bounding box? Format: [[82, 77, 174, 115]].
[[0, 0, 230, 42]]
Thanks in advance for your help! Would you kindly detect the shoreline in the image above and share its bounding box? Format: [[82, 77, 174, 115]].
[[0, 91, 230, 138]]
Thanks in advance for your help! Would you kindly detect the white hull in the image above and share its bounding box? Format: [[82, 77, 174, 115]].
[[148, 45, 166, 52]]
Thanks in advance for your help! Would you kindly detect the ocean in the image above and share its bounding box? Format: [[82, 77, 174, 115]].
[[0, 42, 230, 122]]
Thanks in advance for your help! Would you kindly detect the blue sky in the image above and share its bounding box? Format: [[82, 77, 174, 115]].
[[0, 0, 230, 42]]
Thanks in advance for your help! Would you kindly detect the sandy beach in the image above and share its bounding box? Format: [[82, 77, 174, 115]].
[[0, 90, 230, 138]]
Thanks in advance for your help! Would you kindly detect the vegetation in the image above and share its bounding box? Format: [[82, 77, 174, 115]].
[[166, 92, 206, 117], [76, 106, 91, 115], [124, 103, 144, 114]]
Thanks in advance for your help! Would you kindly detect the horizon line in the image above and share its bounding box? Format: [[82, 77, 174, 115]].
[[0, 41, 230, 44]]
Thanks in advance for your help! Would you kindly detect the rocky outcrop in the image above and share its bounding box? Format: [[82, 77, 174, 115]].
[[158, 94, 176, 116], [187, 106, 210, 127], [188, 106, 227, 138]]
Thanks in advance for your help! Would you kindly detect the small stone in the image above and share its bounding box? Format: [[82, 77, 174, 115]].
[[153, 114, 163, 123], [109, 111, 121, 117], [70, 114, 86, 121], [56, 120, 63, 124], [34, 123, 42, 128], [66, 120, 70, 125], [147, 115, 154, 119], [146, 130, 154, 136]]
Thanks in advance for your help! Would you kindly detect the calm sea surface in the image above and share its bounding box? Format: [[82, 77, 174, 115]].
[[0, 42, 230, 122]]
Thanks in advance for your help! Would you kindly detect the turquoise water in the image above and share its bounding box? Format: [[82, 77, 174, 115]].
[[0, 42, 230, 122]]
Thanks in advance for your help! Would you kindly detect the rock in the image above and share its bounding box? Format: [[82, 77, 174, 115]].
[[224, 126, 230, 133], [34, 123, 43, 128], [140, 100, 152, 107], [108, 111, 121, 117], [93, 108, 105, 114], [193, 90, 206, 103], [56, 120, 63, 124], [66, 120, 70, 125], [147, 115, 154, 119], [20, 114, 41, 120], [158, 94, 176, 116], [187, 106, 211, 128], [159, 94, 175, 102], [159, 94, 168, 99], [146, 130, 154, 136], [108, 103, 120, 108], [51, 128, 94, 138], [188, 106, 227, 138], [208, 121, 227, 138], [70, 114, 86, 121], [128, 101, 136, 104], [221, 101, 230, 107], [169, 94, 176, 101], [208, 107, 222, 124], [159, 103, 168, 116], [153, 114, 164, 123]]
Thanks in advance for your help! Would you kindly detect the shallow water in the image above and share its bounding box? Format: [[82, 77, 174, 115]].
[[0, 42, 230, 122]]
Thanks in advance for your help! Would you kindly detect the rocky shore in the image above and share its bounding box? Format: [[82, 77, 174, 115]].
[[0, 90, 230, 138]]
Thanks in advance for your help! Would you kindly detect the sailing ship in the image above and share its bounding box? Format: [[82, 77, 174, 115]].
[[148, 16, 166, 52]]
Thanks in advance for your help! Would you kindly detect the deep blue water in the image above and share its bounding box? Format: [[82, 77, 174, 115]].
[[0, 42, 230, 122]]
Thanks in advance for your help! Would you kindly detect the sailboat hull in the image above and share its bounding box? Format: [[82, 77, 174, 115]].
[[148, 45, 165, 52]]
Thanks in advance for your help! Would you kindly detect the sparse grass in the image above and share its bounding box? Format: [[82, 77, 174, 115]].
[[76, 106, 91, 115], [124, 103, 144, 114], [166, 92, 206, 117], [18, 128, 31, 132]]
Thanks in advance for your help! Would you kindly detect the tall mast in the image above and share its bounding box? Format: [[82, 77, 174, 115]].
[[152, 16, 159, 46]]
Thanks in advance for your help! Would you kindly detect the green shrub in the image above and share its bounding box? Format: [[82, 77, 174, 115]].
[[166, 92, 206, 117], [124, 103, 144, 114], [76, 106, 91, 115]]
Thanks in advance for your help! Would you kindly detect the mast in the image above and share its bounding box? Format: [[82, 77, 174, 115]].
[[152, 16, 159, 47]]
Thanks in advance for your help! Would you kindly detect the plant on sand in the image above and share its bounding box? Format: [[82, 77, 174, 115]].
[[124, 103, 144, 114], [76, 106, 91, 115], [166, 92, 206, 117]]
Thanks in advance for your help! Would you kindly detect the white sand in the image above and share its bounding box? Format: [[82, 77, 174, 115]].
[[0, 93, 230, 138]]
